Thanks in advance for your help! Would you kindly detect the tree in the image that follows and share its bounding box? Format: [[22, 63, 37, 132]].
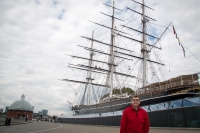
[[52, 115, 56, 120], [100, 87, 135, 100]]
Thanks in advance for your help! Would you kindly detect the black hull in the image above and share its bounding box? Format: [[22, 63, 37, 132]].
[[73, 92, 198, 114], [73, 91, 165, 114]]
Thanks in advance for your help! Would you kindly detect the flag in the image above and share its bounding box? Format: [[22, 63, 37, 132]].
[[172, 25, 186, 57], [173, 25, 176, 34], [178, 38, 181, 45], [180, 44, 186, 57]]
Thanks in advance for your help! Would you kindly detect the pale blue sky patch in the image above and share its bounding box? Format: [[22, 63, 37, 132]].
[[58, 9, 65, 19], [53, 0, 58, 5], [35, 0, 41, 5]]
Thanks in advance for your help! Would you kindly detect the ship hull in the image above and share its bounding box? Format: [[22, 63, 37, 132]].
[[73, 82, 199, 114]]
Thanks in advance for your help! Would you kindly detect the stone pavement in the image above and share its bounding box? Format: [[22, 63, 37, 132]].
[[0, 121, 200, 133]]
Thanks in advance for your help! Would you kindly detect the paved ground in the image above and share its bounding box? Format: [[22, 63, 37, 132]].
[[0, 121, 200, 133]]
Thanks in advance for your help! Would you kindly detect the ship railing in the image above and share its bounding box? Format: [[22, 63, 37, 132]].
[[137, 80, 199, 95]]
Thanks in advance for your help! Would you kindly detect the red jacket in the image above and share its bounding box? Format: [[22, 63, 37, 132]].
[[120, 105, 149, 133]]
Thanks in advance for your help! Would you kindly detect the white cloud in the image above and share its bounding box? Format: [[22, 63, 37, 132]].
[[0, 0, 200, 116]]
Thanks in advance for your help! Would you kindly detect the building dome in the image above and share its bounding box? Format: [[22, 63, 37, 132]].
[[9, 94, 32, 111]]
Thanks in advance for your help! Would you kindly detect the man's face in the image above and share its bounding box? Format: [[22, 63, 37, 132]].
[[131, 97, 140, 107]]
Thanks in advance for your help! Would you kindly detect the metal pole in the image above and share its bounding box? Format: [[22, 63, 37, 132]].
[[181, 76, 183, 85], [142, 0, 147, 90], [109, 1, 115, 98], [87, 31, 94, 105]]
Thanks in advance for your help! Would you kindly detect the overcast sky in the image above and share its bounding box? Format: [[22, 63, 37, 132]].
[[0, 0, 200, 116]]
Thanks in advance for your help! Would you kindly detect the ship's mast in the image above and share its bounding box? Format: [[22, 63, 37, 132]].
[[142, 0, 148, 89], [87, 31, 94, 105], [109, 1, 115, 98]]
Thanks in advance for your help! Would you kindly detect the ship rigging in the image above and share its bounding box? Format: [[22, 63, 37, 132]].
[[60, 0, 200, 115]]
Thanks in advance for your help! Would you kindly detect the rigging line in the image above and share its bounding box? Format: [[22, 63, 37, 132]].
[[94, 86, 101, 102], [147, 57, 160, 82], [119, 58, 139, 89], [131, 24, 143, 50], [93, 85, 101, 102], [149, 22, 168, 28], [147, 23, 155, 38], [117, 65, 127, 89], [168, 29, 200, 71], [93, 23, 110, 38], [77, 68, 88, 105], [166, 31, 172, 79], [154, 46, 167, 80], [144, 24, 156, 47], [181, 54, 192, 74], [158, 42, 168, 81], [95, 25, 110, 37], [173, 39, 191, 75], [119, 0, 132, 20], [147, 23, 158, 44], [122, 17, 140, 27], [137, 61, 143, 89], [91, 85, 96, 102], [68, 83, 78, 95], [117, 0, 137, 30], [119, 23, 142, 52], [144, 5, 153, 18], [66, 83, 75, 106], [181, 42, 200, 63], [83, 19, 111, 37], [99, 72, 108, 98], [94, 31, 110, 38]]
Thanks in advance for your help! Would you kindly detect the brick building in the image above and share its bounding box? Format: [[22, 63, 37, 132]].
[[7, 94, 33, 120]]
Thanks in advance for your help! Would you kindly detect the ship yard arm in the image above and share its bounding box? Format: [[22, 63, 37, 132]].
[[68, 63, 137, 79], [114, 51, 165, 66], [60, 79, 110, 88], [78, 44, 133, 61], [81, 36, 134, 52]]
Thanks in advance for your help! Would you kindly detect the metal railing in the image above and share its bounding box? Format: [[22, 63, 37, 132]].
[[137, 80, 199, 95]]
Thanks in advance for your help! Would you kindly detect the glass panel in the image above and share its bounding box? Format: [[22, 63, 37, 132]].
[[186, 97, 200, 105], [158, 103, 167, 110], [184, 106, 200, 127], [169, 100, 182, 109], [113, 115, 121, 126], [150, 104, 158, 111], [163, 102, 169, 108], [142, 106, 151, 112], [148, 112, 158, 127], [173, 99, 182, 106], [107, 116, 113, 125], [157, 110, 170, 127], [169, 108, 186, 127], [169, 102, 176, 109], [183, 99, 198, 107], [142, 106, 148, 112]]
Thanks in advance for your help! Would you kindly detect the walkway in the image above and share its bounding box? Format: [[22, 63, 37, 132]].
[[0, 121, 199, 133]]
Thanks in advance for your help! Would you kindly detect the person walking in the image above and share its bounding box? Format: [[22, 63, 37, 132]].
[[25, 116, 27, 122], [120, 95, 149, 133]]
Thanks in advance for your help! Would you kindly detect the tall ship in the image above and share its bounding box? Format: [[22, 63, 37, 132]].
[[59, 0, 200, 128]]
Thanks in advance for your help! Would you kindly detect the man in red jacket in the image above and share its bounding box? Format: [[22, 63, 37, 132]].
[[120, 95, 149, 133]]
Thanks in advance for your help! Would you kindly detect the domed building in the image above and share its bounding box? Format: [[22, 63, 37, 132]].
[[7, 94, 33, 120]]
